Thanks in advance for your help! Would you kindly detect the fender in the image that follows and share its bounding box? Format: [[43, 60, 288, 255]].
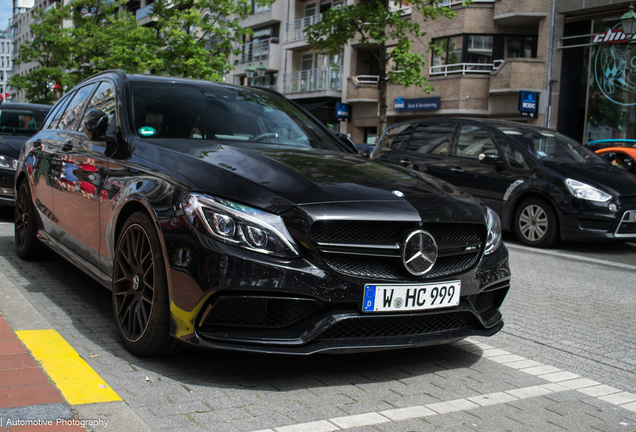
[[501, 178, 567, 232]]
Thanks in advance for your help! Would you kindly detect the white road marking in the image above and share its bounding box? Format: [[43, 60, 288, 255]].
[[250, 338, 636, 432], [506, 243, 636, 271]]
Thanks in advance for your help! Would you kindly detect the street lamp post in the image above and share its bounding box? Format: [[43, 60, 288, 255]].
[[245, 63, 267, 86], [621, 4, 636, 38]]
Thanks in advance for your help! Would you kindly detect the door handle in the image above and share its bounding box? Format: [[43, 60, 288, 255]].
[[32, 139, 42, 149], [450, 166, 464, 172]]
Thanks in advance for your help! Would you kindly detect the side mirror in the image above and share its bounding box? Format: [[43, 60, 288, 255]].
[[83, 109, 110, 141], [335, 132, 357, 154], [479, 152, 501, 165]]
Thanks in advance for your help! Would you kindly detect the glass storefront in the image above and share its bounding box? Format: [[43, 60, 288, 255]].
[[583, 17, 636, 143]]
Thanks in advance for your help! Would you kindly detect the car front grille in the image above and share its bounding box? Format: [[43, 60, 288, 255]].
[[199, 296, 322, 329], [616, 211, 636, 235], [311, 221, 484, 280], [317, 311, 478, 340]]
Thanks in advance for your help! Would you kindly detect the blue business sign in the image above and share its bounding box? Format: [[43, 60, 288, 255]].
[[335, 102, 351, 121], [519, 91, 539, 117], [394, 96, 441, 112]]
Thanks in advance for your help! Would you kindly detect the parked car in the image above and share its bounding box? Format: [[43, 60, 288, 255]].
[[587, 139, 636, 152], [355, 142, 376, 158], [0, 103, 51, 205], [15, 71, 510, 356], [371, 118, 636, 248], [595, 147, 636, 175]]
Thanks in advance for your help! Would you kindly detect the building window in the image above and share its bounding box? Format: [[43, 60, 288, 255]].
[[432, 34, 538, 67], [432, 36, 463, 66]]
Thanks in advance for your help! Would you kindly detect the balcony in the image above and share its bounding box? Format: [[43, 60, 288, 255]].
[[285, 14, 322, 43], [345, 76, 379, 103], [494, 0, 547, 27], [283, 67, 342, 95], [237, 38, 279, 64], [430, 62, 498, 76], [136, 3, 156, 26], [489, 58, 545, 94]]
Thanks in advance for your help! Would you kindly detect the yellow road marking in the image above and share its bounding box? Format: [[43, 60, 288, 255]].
[[16, 329, 121, 405]]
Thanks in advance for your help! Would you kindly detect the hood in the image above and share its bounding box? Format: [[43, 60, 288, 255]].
[[543, 161, 636, 197], [0, 139, 20, 158], [0, 134, 30, 153], [133, 139, 485, 221]]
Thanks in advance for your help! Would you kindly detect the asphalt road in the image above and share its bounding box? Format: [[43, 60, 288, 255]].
[[0, 206, 635, 431]]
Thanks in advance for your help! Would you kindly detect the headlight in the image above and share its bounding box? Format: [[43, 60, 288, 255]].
[[565, 178, 611, 202], [183, 194, 300, 258], [0, 155, 18, 171], [484, 206, 502, 255]]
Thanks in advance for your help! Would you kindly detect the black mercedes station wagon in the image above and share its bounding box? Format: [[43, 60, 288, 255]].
[[15, 71, 510, 355], [372, 119, 636, 248]]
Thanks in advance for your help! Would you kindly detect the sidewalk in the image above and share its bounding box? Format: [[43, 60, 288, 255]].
[[0, 314, 84, 432]]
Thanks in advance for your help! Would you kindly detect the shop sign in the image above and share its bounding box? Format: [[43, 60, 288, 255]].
[[519, 91, 539, 117], [16, 0, 34, 7], [335, 102, 351, 121], [393, 96, 440, 112], [591, 29, 636, 44]]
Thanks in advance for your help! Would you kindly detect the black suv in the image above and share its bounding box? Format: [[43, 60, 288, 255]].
[[372, 118, 636, 247], [15, 71, 510, 355], [0, 103, 51, 205]]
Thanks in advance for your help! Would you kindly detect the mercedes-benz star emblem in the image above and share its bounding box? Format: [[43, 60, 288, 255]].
[[402, 230, 438, 276]]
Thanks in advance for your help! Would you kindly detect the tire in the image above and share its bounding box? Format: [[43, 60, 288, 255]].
[[112, 211, 181, 355], [514, 197, 559, 248], [14, 180, 42, 260]]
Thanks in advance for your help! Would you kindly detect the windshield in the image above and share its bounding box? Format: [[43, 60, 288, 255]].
[[499, 126, 606, 164], [130, 82, 343, 151], [0, 107, 49, 136]]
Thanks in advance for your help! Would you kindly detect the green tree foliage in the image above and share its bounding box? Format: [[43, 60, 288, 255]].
[[11, 0, 158, 103], [150, 0, 274, 80], [305, 0, 457, 135], [9, 5, 74, 104]]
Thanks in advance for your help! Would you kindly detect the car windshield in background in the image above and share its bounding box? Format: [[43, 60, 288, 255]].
[[0, 107, 48, 136], [500, 126, 605, 165], [131, 83, 343, 151]]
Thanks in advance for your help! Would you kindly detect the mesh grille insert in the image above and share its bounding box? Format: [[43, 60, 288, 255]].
[[322, 252, 480, 280], [317, 312, 478, 340], [200, 297, 321, 329]]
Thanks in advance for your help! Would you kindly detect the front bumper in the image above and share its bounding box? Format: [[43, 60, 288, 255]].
[[161, 216, 511, 354], [0, 168, 15, 206], [560, 206, 636, 242]]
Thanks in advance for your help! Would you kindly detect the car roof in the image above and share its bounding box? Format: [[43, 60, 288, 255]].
[[0, 102, 52, 110], [386, 117, 555, 134], [78, 70, 264, 94]]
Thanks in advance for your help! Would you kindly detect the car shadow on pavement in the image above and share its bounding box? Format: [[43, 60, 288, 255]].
[[0, 223, 484, 396]]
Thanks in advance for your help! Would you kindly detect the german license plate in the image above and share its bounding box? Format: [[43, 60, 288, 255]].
[[363, 281, 461, 313]]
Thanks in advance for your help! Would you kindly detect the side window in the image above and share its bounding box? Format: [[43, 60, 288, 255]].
[[43, 93, 73, 130], [455, 125, 498, 160], [495, 135, 530, 169], [408, 122, 456, 155], [374, 124, 414, 156], [57, 83, 98, 131], [83, 81, 116, 132]]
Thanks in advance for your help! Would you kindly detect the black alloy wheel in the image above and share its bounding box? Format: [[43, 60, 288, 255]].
[[14, 180, 41, 260], [514, 197, 558, 248], [112, 212, 180, 355]]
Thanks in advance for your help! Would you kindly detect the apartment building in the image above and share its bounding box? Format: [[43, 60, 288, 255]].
[[228, 0, 555, 144], [0, 28, 12, 100]]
